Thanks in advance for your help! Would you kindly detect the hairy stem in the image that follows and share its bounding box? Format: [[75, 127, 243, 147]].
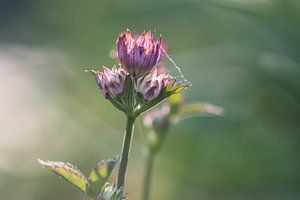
[[142, 152, 154, 200], [117, 116, 135, 189]]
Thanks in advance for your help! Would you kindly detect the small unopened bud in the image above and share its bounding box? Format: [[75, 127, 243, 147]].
[[143, 104, 171, 133], [135, 67, 170, 101], [143, 104, 171, 153], [91, 66, 127, 100], [98, 183, 123, 200]]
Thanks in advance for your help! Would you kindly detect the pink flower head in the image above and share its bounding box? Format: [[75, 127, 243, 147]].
[[135, 67, 170, 101], [116, 30, 162, 77], [91, 66, 127, 100]]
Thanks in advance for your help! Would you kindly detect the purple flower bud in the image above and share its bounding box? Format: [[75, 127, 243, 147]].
[[116, 30, 162, 77], [92, 66, 127, 100], [135, 67, 170, 101]]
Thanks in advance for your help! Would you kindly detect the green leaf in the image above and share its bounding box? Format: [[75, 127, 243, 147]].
[[38, 159, 90, 195], [88, 156, 119, 197], [173, 102, 224, 122]]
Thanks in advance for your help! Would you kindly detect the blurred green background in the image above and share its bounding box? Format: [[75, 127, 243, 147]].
[[1, 0, 300, 199]]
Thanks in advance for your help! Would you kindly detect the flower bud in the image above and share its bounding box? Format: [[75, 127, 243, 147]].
[[143, 104, 171, 133], [116, 30, 162, 77], [98, 183, 123, 200], [135, 67, 170, 101], [91, 66, 127, 100], [143, 104, 171, 153]]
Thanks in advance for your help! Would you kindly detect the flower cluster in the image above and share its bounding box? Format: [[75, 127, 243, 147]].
[[39, 30, 191, 200], [39, 30, 189, 200], [91, 30, 187, 115]]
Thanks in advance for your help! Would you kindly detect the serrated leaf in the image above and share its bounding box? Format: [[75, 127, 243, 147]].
[[38, 159, 90, 195], [88, 156, 119, 197]]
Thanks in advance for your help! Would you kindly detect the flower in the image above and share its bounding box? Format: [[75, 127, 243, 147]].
[[135, 67, 170, 101], [91, 66, 127, 100], [89, 30, 188, 115], [116, 30, 162, 77]]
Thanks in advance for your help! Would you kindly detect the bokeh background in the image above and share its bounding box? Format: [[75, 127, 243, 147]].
[[1, 0, 300, 199]]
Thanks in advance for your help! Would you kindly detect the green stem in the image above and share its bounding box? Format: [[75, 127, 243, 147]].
[[143, 152, 155, 200], [117, 116, 135, 189]]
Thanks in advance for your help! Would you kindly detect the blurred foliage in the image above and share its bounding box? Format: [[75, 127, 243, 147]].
[[0, 0, 300, 199]]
